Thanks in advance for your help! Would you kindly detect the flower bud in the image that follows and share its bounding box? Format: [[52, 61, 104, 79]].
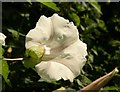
[[23, 46, 45, 68]]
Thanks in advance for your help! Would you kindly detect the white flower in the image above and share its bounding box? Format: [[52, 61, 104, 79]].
[[25, 14, 87, 82], [0, 32, 6, 46]]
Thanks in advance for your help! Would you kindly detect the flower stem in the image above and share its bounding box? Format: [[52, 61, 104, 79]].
[[3, 58, 23, 61]]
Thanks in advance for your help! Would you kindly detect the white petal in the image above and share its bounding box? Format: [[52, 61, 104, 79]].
[[44, 45, 51, 55], [35, 61, 75, 82], [25, 15, 52, 49], [55, 40, 87, 77], [41, 40, 87, 80], [0, 33, 6, 45], [35, 40, 87, 82], [42, 14, 80, 60], [46, 14, 79, 49]]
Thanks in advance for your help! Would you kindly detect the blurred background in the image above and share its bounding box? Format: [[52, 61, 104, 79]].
[[1, 1, 120, 91]]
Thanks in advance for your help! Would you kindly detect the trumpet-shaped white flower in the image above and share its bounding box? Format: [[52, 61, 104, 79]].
[[25, 14, 87, 82], [0, 32, 6, 46]]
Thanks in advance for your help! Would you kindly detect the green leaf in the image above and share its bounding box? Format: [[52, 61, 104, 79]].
[[103, 86, 119, 90], [26, 0, 31, 2], [88, 53, 94, 62], [23, 57, 40, 69], [36, 0, 53, 2], [26, 0, 32, 5], [23, 46, 45, 68], [68, 12, 80, 27], [0, 47, 4, 57], [91, 48, 98, 55], [109, 40, 120, 47], [80, 25, 85, 31], [88, 0, 102, 14], [0, 60, 9, 80], [76, 79, 84, 87], [97, 19, 107, 31], [0, 60, 11, 86], [7, 29, 19, 40], [7, 29, 25, 39], [82, 75, 92, 84], [39, 2, 60, 11]]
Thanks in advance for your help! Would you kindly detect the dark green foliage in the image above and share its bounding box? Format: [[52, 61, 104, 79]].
[[1, 1, 120, 91]]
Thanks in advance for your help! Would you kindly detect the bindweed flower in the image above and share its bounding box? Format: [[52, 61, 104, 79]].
[[0, 32, 6, 46], [25, 14, 87, 82]]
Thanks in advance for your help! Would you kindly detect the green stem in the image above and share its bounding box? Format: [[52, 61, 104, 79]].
[[3, 58, 23, 61]]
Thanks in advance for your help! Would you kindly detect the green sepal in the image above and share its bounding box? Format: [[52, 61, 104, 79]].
[[23, 46, 45, 68]]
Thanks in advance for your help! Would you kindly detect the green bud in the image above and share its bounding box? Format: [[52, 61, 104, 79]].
[[81, 67, 119, 91], [26, 46, 45, 59], [23, 46, 45, 68]]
